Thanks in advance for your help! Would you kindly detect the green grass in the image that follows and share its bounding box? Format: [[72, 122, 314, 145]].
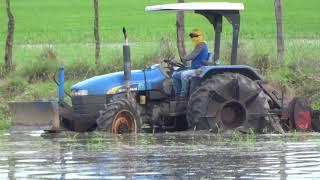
[[1, 0, 320, 44], [0, 0, 319, 72], [0, 113, 11, 130], [0, 0, 320, 129], [0, 0, 319, 69]]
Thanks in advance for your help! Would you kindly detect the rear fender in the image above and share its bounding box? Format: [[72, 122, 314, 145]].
[[200, 65, 263, 81]]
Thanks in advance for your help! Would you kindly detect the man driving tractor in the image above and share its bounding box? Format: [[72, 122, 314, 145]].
[[172, 29, 209, 99]]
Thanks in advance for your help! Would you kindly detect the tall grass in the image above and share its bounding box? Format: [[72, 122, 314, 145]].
[[0, 96, 11, 130]]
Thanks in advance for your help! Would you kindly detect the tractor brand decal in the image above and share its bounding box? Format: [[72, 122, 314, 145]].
[[107, 84, 140, 94], [106, 86, 121, 94], [117, 84, 139, 93]]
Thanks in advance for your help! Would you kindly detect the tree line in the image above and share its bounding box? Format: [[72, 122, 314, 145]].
[[3, 0, 285, 71]]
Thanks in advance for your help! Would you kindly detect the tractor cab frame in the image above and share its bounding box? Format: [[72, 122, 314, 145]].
[[145, 2, 244, 65]]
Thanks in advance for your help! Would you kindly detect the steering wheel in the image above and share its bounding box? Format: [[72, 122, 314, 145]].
[[163, 59, 185, 68], [161, 59, 186, 77]]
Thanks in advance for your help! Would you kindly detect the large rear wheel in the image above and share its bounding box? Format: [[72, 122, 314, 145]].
[[187, 73, 270, 133], [96, 98, 141, 134]]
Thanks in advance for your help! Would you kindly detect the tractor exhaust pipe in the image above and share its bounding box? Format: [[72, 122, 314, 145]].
[[58, 66, 65, 103], [123, 27, 131, 97]]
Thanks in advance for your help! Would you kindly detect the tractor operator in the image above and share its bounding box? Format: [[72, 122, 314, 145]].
[[173, 29, 209, 99]]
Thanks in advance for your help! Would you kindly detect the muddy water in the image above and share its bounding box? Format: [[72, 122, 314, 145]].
[[0, 130, 320, 179]]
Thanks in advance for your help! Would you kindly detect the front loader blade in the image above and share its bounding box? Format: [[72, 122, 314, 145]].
[[9, 101, 60, 130]]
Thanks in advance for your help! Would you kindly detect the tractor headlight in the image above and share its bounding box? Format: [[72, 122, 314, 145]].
[[72, 89, 89, 96]]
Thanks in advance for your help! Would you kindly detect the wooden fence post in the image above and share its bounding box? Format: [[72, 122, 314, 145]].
[[274, 0, 285, 62], [176, 0, 186, 63], [94, 0, 100, 65], [4, 0, 15, 71]]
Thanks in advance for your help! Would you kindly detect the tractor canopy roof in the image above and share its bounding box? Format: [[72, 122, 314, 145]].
[[145, 2, 244, 12], [145, 2, 244, 65]]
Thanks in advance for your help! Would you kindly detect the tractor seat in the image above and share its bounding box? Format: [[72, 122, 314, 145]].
[[206, 52, 216, 66], [208, 52, 214, 62]]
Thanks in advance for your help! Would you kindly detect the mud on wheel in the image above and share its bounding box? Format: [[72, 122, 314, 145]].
[[187, 73, 270, 133], [96, 98, 141, 134]]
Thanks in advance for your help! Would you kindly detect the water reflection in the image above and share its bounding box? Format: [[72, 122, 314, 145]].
[[0, 130, 319, 179]]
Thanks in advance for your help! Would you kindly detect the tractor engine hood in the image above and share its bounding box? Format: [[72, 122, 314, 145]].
[[71, 65, 166, 95]]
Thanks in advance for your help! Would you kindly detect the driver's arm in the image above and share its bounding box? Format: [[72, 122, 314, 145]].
[[181, 42, 206, 62]]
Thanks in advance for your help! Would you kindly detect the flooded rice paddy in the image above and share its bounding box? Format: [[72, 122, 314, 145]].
[[0, 129, 320, 179]]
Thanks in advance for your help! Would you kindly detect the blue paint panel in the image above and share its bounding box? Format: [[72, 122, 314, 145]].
[[71, 64, 261, 95], [71, 65, 166, 95]]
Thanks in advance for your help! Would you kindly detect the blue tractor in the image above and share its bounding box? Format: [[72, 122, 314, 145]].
[[55, 2, 315, 134]]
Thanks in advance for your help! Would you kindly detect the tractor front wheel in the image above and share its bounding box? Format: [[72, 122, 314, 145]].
[[96, 98, 141, 134]]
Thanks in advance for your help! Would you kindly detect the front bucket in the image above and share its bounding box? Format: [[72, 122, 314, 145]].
[[8, 101, 60, 130]]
